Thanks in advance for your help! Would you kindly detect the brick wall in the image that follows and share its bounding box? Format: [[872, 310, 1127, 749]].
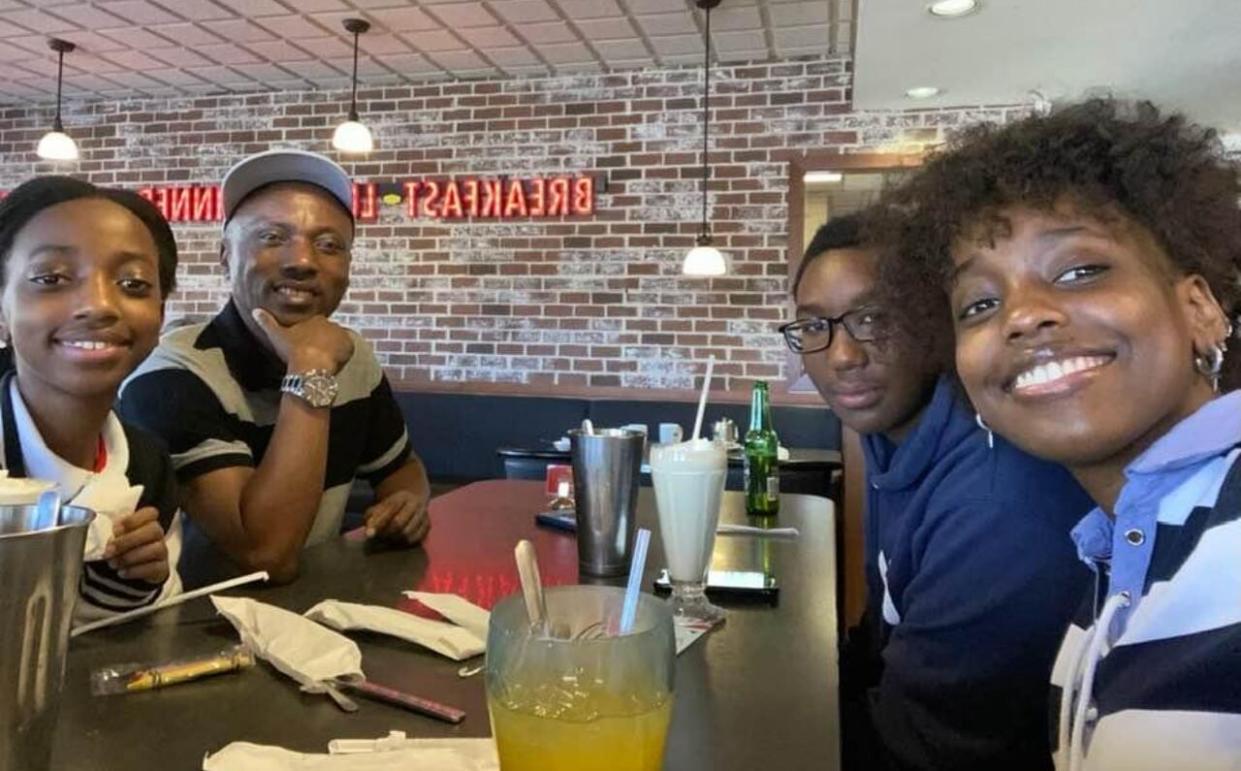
[[0, 54, 1026, 400]]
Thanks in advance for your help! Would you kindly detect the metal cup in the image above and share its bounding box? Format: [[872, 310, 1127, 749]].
[[712, 417, 738, 446], [0, 503, 94, 771], [568, 428, 644, 577]]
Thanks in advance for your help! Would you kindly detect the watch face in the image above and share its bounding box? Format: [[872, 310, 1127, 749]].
[[302, 373, 338, 407]]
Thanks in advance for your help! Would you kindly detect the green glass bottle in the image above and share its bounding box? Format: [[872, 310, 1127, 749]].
[[743, 381, 780, 517]]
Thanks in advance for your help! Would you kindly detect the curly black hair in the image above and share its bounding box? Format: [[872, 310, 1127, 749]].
[[0, 176, 178, 298], [875, 98, 1241, 388]]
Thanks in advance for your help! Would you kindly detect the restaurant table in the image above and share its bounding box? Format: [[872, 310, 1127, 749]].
[[497, 444, 842, 498], [54, 480, 838, 771]]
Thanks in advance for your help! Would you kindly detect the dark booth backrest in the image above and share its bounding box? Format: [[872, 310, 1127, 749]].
[[395, 391, 840, 482]]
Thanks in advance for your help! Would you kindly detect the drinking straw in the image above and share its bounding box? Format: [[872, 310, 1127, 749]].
[[37, 488, 61, 528], [618, 528, 651, 635], [691, 355, 716, 441], [70, 571, 270, 637], [514, 540, 548, 635]]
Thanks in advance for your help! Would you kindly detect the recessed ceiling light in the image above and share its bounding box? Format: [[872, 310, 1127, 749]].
[[928, 0, 979, 18], [804, 171, 844, 184], [905, 86, 941, 99]]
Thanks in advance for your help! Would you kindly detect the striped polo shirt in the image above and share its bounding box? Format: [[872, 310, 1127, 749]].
[[1049, 390, 1241, 770], [118, 300, 410, 587]]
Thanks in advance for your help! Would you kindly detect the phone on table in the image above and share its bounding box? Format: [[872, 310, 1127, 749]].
[[653, 569, 778, 601], [535, 512, 577, 533]]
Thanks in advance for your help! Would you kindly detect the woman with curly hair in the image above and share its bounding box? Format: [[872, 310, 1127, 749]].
[[880, 99, 1241, 770]]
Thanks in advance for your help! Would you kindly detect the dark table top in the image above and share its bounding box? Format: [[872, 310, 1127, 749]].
[[497, 444, 843, 468], [54, 480, 838, 771]]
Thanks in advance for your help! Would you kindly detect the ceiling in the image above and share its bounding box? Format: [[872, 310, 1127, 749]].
[[853, 0, 1241, 132], [0, 0, 853, 103]]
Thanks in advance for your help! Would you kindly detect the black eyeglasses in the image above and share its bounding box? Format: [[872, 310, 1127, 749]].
[[779, 308, 888, 354]]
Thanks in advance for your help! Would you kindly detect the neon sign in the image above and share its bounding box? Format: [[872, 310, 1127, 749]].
[[128, 175, 596, 224]]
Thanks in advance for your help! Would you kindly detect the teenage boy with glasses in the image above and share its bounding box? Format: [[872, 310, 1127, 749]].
[[788, 213, 1091, 771]]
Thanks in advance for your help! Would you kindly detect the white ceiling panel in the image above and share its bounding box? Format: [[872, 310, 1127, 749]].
[[426, 3, 496, 28], [538, 41, 592, 64], [147, 45, 214, 68], [519, 20, 575, 44], [148, 0, 232, 21], [493, 0, 557, 24], [401, 28, 464, 52], [252, 15, 327, 39], [0, 0, 852, 103], [854, 0, 1241, 131], [456, 25, 519, 48], [44, 4, 129, 29], [555, 0, 621, 18], [98, 0, 179, 25], [6, 7, 75, 32], [202, 18, 275, 43], [149, 22, 223, 46]]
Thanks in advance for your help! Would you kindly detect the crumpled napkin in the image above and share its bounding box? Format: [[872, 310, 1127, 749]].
[[75, 478, 143, 561], [304, 599, 485, 662], [202, 735, 498, 771], [213, 596, 363, 693], [402, 591, 490, 641]]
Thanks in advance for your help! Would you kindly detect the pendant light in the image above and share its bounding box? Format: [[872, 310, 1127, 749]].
[[683, 0, 726, 276], [36, 38, 79, 161], [332, 18, 374, 153]]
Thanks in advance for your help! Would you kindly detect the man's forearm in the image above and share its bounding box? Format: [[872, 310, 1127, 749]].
[[375, 455, 430, 503], [236, 395, 330, 580]]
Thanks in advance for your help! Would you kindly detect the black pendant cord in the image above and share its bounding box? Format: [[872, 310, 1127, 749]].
[[699, 4, 712, 244], [53, 47, 65, 131], [348, 30, 360, 122]]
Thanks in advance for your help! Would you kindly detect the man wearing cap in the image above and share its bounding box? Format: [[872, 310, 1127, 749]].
[[119, 150, 430, 586]]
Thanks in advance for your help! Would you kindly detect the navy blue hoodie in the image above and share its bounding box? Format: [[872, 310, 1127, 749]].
[[844, 376, 1093, 771]]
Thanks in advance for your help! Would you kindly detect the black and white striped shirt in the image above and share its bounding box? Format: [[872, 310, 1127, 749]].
[[1050, 391, 1241, 771], [118, 300, 411, 588], [0, 373, 180, 622]]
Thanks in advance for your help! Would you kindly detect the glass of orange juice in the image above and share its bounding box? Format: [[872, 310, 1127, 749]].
[[486, 585, 675, 771]]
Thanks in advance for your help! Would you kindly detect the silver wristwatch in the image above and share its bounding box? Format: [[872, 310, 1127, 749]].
[[280, 369, 338, 408]]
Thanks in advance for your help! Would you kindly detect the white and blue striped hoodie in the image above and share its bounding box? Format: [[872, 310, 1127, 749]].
[[1050, 390, 1241, 771]]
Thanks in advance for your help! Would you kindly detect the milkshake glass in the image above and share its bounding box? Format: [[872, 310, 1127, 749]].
[[649, 438, 726, 623]]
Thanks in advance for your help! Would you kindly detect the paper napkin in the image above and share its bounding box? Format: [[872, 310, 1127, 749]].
[[401, 591, 490, 641], [213, 596, 363, 693], [305, 600, 485, 662]]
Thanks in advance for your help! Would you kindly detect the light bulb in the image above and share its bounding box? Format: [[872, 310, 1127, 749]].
[[332, 120, 373, 153], [36, 130, 78, 161], [928, 0, 979, 17], [683, 244, 727, 276]]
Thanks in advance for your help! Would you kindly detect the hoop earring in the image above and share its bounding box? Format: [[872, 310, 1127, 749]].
[[975, 413, 994, 450], [1194, 343, 1225, 393]]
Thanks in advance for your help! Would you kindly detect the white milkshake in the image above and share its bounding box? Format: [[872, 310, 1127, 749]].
[[650, 439, 726, 623], [0, 476, 54, 506]]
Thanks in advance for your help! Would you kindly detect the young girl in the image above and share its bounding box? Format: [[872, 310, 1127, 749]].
[[0, 176, 182, 621], [884, 100, 1240, 770]]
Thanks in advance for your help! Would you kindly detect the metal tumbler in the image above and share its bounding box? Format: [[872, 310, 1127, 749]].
[[568, 428, 644, 577], [0, 503, 94, 771]]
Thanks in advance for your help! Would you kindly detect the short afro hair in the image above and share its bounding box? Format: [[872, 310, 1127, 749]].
[[877, 98, 1241, 387], [792, 213, 864, 297]]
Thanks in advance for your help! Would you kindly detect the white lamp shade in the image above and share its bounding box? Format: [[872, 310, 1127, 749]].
[[682, 244, 727, 276], [332, 119, 374, 153], [36, 130, 78, 161]]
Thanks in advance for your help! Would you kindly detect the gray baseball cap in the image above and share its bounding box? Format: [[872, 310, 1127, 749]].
[[220, 149, 353, 224]]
